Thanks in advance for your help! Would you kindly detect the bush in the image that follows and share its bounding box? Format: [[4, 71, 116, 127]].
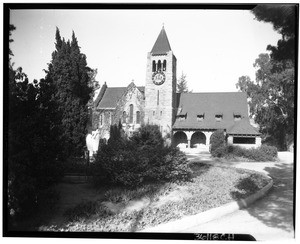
[[211, 145, 227, 158], [215, 145, 278, 161], [259, 145, 278, 158], [210, 130, 226, 156], [93, 125, 191, 187]]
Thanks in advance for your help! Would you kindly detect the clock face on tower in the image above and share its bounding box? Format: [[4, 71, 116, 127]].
[[152, 71, 165, 85]]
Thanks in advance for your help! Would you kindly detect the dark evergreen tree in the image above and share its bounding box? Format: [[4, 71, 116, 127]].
[[8, 25, 63, 221], [251, 4, 296, 63], [45, 27, 96, 157]]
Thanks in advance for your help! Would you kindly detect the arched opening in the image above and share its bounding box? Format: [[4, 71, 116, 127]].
[[129, 104, 133, 123], [136, 111, 140, 124], [152, 60, 156, 72], [163, 60, 167, 71], [122, 111, 126, 123], [191, 131, 206, 148], [157, 60, 162, 71], [173, 131, 188, 148]]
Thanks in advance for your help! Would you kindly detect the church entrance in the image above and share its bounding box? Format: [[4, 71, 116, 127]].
[[191, 131, 206, 149], [173, 131, 188, 149]]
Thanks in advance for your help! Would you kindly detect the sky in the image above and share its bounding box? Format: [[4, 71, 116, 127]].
[[10, 8, 281, 94]]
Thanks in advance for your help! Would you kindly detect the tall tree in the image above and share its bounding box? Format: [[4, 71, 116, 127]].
[[251, 4, 296, 63], [177, 72, 190, 93], [236, 54, 294, 150], [8, 25, 63, 220], [45, 28, 96, 157]]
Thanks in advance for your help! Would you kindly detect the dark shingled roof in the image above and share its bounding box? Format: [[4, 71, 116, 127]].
[[227, 119, 261, 135], [173, 92, 258, 135], [151, 27, 172, 55], [97, 86, 145, 109], [97, 87, 126, 109]]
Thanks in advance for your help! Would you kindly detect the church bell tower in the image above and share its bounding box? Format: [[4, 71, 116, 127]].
[[145, 26, 177, 137]]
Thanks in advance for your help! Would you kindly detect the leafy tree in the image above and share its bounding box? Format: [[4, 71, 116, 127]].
[[251, 4, 296, 63], [44, 28, 96, 157], [176, 72, 190, 93], [236, 5, 296, 150], [236, 54, 294, 150]]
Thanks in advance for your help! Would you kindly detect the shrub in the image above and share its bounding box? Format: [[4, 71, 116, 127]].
[[210, 130, 226, 156], [211, 145, 227, 158], [217, 144, 278, 161], [93, 125, 191, 187], [131, 124, 164, 149], [259, 145, 278, 158]]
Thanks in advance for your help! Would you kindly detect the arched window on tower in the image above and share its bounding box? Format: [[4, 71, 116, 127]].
[[122, 111, 126, 123], [136, 111, 141, 124], [129, 104, 134, 123], [157, 60, 162, 71], [152, 60, 156, 72], [157, 90, 159, 105], [163, 60, 167, 71]]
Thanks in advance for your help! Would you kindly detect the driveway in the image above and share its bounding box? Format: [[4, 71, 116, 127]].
[[183, 152, 294, 241]]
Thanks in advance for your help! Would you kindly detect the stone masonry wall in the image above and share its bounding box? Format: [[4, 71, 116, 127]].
[[145, 51, 176, 138]]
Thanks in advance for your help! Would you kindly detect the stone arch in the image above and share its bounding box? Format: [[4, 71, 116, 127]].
[[173, 131, 188, 148], [191, 131, 206, 148]]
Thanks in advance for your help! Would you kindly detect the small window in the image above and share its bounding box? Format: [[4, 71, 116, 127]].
[[136, 111, 141, 124], [234, 114, 241, 121], [197, 114, 204, 121], [100, 114, 103, 126], [215, 114, 223, 121], [160, 111, 162, 116], [177, 115, 186, 121], [129, 104, 133, 123], [163, 60, 167, 71], [111, 113, 114, 124], [157, 90, 159, 105], [233, 137, 255, 144], [157, 60, 162, 71], [153, 111, 155, 116], [122, 111, 126, 123], [152, 60, 156, 72]]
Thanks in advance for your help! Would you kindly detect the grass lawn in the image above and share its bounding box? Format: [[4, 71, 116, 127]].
[[36, 161, 270, 232]]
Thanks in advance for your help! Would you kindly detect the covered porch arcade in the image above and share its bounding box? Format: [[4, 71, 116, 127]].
[[172, 129, 214, 151]]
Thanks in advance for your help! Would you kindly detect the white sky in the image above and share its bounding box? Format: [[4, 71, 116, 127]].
[[10, 9, 281, 93]]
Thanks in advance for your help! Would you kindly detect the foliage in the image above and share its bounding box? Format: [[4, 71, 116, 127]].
[[251, 4, 296, 62], [231, 173, 270, 199], [93, 125, 191, 187], [176, 72, 191, 93], [236, 54, 294, 150], [131, 124, 164, 148], [44, 28, 97, 157], [8, 26, 63, 220], [214, 145, 278, 162], [209, 130, 226, 156], [237, 5, 296, 150], [42, 166, 270, 232]]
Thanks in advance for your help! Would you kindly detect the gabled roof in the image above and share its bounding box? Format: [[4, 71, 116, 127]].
[[173, 92, 257, 134], [151, 26, 172, 55], [96, 85, 145, 109]]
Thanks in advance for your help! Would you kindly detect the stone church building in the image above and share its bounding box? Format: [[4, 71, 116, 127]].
[[90, 27, 261, 152]]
